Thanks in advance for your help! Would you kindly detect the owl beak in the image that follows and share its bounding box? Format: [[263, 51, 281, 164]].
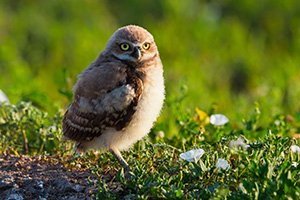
[[132, 47, 142, 60]]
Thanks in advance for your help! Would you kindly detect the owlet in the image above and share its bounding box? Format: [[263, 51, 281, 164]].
[[62, 25, 165, 168]]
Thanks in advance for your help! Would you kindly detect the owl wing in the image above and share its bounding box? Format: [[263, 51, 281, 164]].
[[62, 62, 143, 142]]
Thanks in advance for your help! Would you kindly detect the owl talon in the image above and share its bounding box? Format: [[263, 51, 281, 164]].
[[109, 149, 129, 169]]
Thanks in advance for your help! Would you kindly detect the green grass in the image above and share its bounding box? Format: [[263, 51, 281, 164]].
[[1, 101, 300, 199], [0, 102, 69, 155]]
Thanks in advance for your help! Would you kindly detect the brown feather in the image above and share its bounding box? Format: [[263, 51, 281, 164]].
[[115, 74, 143, 130], [62, 66, 144, 142]]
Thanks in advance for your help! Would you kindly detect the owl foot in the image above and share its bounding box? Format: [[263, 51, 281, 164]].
[[109, 148, 129, 169]]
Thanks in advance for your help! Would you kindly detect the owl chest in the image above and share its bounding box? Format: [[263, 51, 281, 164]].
[[126, 68, 165, 131]]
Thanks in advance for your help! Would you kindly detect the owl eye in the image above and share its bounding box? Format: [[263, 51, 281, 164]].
[[143, 43, 150, 50], [120, 43, 130, 51]]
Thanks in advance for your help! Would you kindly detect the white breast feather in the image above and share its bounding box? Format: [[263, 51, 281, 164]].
[[89, 66, 164, 151]]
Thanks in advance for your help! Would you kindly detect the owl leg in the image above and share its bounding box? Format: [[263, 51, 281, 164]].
[[109, 148, 129, 168], [72, 142, 83, 154]]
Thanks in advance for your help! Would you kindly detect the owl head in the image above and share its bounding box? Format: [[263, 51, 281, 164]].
[[105, 25, 158, 63]]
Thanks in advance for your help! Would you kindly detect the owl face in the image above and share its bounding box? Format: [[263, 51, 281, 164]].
[[106, 25, 158, 63]]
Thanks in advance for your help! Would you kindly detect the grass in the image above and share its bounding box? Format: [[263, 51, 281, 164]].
[[1, 101, 300, 199]]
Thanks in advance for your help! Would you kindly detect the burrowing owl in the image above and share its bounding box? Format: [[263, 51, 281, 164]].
[[62, 25, 165, 168]]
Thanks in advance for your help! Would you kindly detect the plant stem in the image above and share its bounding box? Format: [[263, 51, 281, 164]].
[[21, 129, 28, 154]]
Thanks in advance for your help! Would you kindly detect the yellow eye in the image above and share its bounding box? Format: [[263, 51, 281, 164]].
[[143, 43, 150, 50], [120, 43, 130, 51]]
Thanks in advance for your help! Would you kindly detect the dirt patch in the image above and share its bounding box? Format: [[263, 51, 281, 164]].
[[0, 154, 114, 200]]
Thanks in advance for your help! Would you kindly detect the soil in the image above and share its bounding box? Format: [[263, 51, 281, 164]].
[[0, 154, 116, 200]]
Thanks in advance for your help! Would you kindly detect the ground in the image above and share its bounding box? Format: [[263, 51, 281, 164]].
[[0, 154, 115, 200]]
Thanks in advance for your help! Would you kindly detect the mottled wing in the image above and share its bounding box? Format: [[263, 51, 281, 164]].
[[62, 62, 143, 142], [115, 74, 143, 130]]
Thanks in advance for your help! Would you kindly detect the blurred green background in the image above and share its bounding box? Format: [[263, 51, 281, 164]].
[[1, 0, 300, 134]]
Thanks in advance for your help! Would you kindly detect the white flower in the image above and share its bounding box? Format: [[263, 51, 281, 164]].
[[292, 162, 298, 167], [48, 126, 57, 132], [274, 120, 281, 126], [155, 131, 164, 138], [0, 89, 9, 103], [291, 145, 300, 154], [229, 137, 250, 150], [216, 158, 230, 171], [180, 149, 205, 162], [210, 114, 229, 126]]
